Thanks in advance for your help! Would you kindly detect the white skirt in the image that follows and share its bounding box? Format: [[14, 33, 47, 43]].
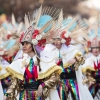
[[0, 81, 4, 100], [45, 88, 60, 100]]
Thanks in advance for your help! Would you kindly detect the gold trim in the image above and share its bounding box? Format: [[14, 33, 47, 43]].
[[63, 63, 72, 68], [0, 66, 2, 71], [75, 52, 82, 57], [38, 65, 62, 79], [63, 51, 82, 68], [0, 72, 10, 79], [75, 52, 82, 61], [82, 66, 95, 74], [6, 67, 24, 80]]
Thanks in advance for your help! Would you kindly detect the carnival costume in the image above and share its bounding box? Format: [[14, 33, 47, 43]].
[[5, 6, 62, 100], [81, 21, 100, 99], [0, 15, 24, 99], [41, 12, 88, 100]]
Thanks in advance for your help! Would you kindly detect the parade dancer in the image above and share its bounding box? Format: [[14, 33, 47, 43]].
[[40, 13, 86, 99], [82, 37, 100, 99], [0, 15, 23, 95], [4, 6, 62, 100]]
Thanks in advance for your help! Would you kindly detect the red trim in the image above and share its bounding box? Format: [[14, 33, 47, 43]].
[[25, 65, 38, 80], [26, 67, 33, 79], [33, 66, 38, 79], [61, 31, 71, 46], [32, 30, 39, 39], [94, 62, 98, 70], [7, 34, 12, 39]]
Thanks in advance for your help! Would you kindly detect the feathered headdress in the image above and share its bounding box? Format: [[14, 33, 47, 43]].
[[47, 10, 89, 46], [2, 14, 24, 40], [78, 15, 100, 52], [0, 26, 20, 57], [20, 5, 61, 47]]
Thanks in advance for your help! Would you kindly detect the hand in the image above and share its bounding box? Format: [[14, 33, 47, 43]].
[[68, 58, 76, 65], [37, 85, 43, 97]]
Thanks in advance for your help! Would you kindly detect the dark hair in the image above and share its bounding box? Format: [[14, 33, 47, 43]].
[[91, 47, 100, 49], [91, 47, 100, 52], [37, 57, 41, 71]]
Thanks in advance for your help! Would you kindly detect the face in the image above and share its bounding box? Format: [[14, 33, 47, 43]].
[[91, 47, 100, 56], [53, 38, 62, 49], [22, 41, 33, 54]]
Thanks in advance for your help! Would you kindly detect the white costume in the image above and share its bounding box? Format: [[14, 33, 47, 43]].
[[4, 7, 63, 100], [0, 50, 23, 80], [0, 50, 23, 100], [39, 44, 62, 100], [0, 81, 3, 100], [40, 43, 87, 100], [81, 36, 100, 99]]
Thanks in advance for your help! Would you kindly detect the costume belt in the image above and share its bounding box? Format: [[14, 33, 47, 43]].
[[60, 72, 76, 79], [2, 84, 8, 89], [94, 76, 100, 83], [22, 81, 39, 91]]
